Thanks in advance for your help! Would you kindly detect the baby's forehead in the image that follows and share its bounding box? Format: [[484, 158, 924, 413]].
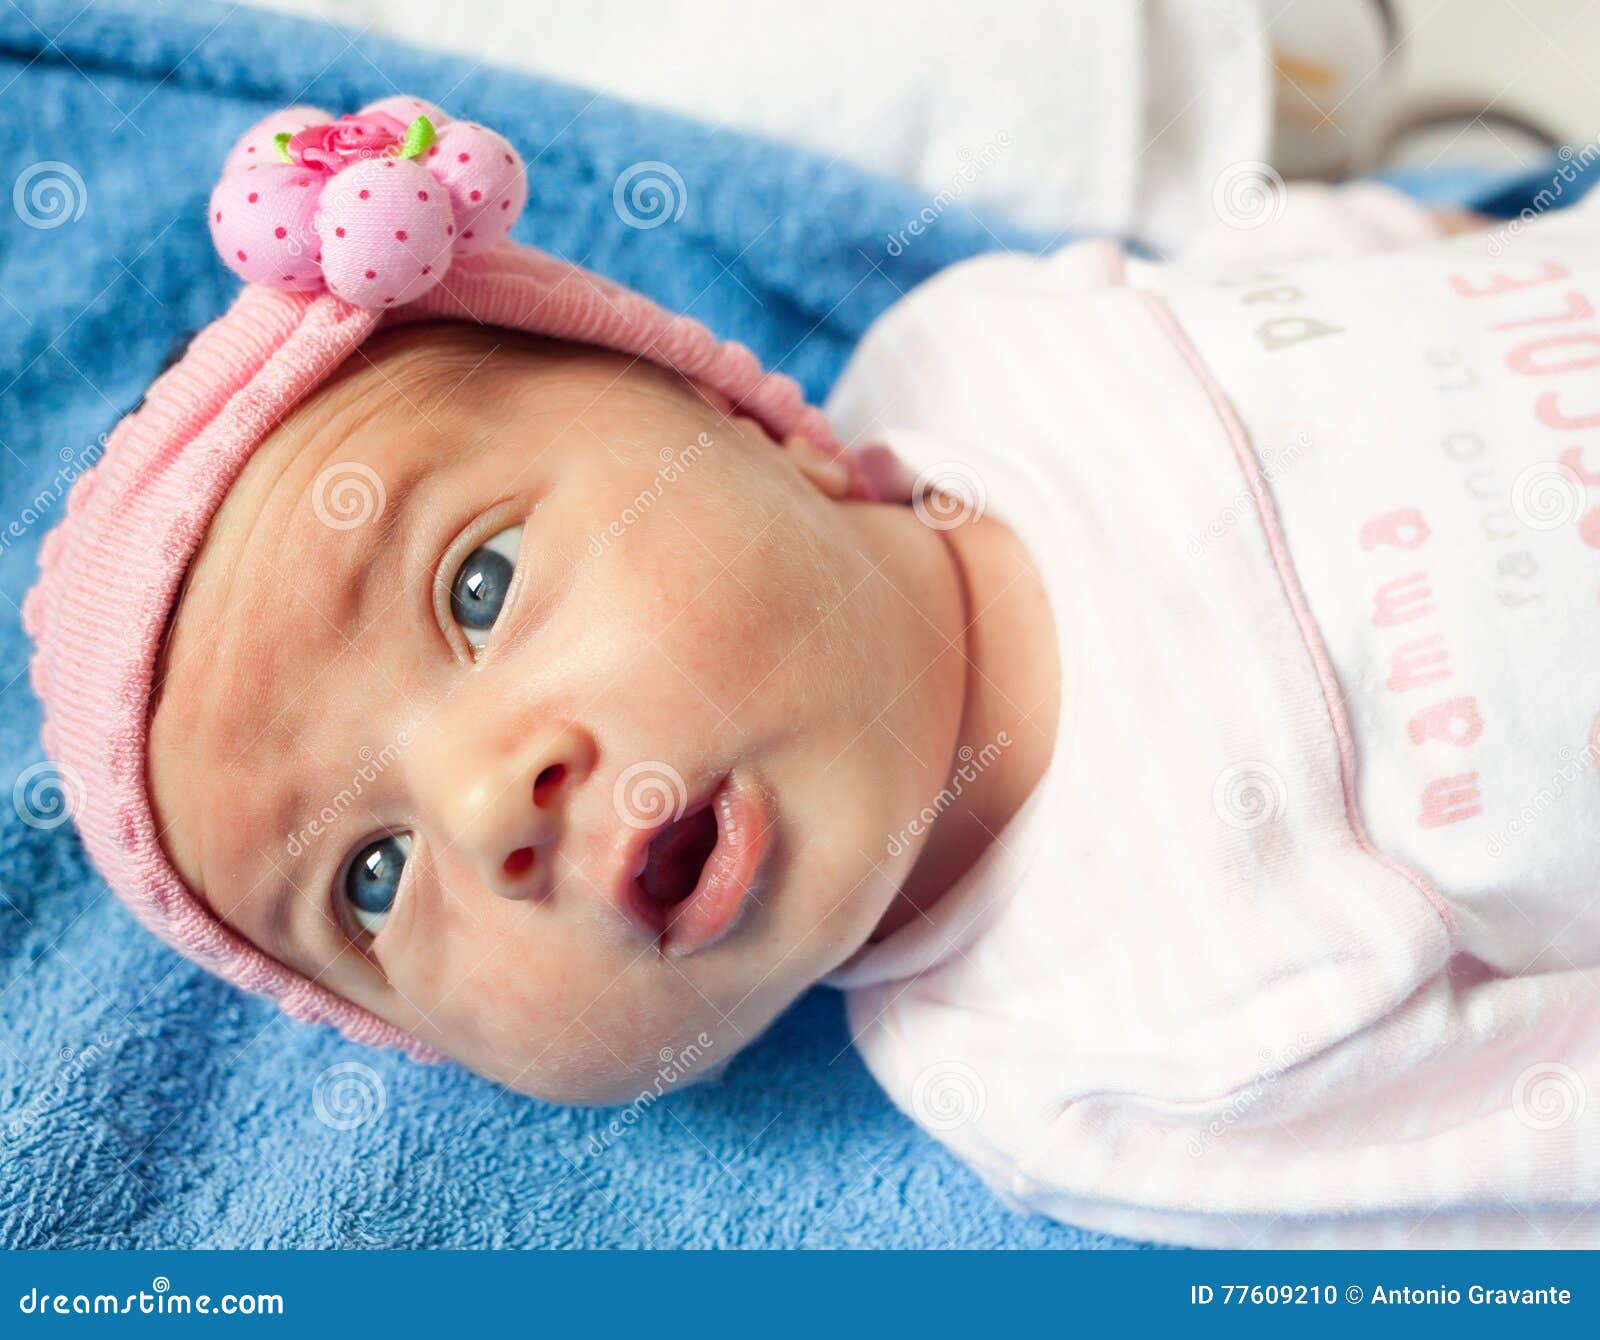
[[151, 324, 693, 780], [151, 354, 455, 770]]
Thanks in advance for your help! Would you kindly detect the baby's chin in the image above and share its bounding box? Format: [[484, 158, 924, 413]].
[[474, 1026, 739, 1108]]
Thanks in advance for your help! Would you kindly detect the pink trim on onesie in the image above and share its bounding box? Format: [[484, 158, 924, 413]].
[[1135, 288, 1458, 940]]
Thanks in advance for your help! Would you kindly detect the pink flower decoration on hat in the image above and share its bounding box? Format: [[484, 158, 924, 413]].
[[208, 96, 528, 309]]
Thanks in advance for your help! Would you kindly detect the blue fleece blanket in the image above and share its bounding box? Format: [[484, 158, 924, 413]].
[[0, 0, 1111, 1251], [0, 0, 1586, 1251]]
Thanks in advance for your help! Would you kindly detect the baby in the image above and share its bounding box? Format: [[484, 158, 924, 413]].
[[25, 97, 1600, 1248]]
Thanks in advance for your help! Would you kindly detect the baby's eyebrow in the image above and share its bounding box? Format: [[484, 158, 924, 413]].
[[366, 461, 430, 553], [337, 459, 435, 625]]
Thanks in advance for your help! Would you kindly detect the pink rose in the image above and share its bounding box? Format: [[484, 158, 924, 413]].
[[286, 111, 410, 172]]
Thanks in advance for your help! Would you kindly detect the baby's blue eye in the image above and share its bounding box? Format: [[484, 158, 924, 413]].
[[343, 833, 411, 935], [450, 524, 522, 649]]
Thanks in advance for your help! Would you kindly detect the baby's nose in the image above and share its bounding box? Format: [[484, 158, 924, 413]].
[[434, 724, 597, 900]]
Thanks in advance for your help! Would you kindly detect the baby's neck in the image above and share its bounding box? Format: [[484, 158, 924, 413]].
[[870, 501, 1061, 941]]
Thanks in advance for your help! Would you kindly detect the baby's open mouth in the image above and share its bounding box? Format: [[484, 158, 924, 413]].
[[637, 802, 719, 911], [621, 775, 774, 954]]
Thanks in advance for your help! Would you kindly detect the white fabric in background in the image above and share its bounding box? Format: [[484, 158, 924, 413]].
[[250, 0, 1273, 249]]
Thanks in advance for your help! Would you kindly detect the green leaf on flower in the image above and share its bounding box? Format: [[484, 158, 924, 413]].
[[399, 116, 436, 160]]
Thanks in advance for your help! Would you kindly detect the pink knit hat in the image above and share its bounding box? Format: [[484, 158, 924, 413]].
[[22, 96, 855, 1059]]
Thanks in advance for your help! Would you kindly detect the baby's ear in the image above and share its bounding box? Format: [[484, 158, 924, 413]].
[[777, 431, 853, 501], [722, 409, 852, 500]]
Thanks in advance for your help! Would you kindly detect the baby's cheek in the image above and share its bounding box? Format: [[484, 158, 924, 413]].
[[382, 899, 555, 1061], [654, 514, 835, 686], [383, 898, 665, 1101]]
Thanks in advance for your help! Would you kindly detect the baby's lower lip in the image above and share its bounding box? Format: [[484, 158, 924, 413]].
[[660, 774, 773, 955]]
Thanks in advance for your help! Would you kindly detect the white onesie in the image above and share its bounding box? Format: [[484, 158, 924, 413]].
[[824, 184, 1600, 1248]]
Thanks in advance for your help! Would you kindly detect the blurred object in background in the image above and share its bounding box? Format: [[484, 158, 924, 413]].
[[1258, 0, 1578, 179], [1377, 100, 1561, 174], [1264, 0, 1396, 178], [1382, 0, 1594, 170], [253, 0, 1276, 249], [253, 0, 1596, 240]]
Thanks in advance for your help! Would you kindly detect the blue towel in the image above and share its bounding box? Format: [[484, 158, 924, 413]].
[[0, 0, 1125, 1250], [0, 0, 1585, 1250]]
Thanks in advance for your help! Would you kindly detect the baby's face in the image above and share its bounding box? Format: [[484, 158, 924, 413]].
[[148, 324, 962, 1102]]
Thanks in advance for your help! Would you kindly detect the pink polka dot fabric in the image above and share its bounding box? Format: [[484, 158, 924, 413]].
[[23, 96, 868, 1062], [208, 96, 527, 308]]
